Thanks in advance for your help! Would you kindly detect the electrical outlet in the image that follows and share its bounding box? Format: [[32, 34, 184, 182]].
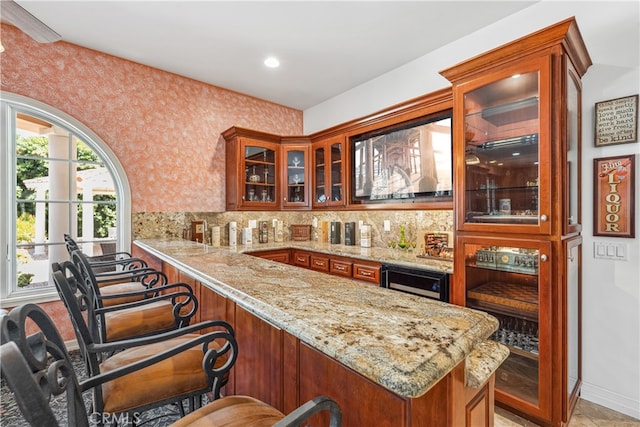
[[248, 219, 257, 229], [383, 220, 391, 232]]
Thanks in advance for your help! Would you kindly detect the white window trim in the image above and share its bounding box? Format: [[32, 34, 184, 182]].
[[1, 92, 131, 307]]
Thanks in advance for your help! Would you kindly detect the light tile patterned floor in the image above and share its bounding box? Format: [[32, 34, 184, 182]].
[[496, 399, 640, 426]]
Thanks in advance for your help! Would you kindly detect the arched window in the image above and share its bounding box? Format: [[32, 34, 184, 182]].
[[1, 92, 131, 305]]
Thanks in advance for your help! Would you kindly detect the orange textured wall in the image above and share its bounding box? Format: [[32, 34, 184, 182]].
[[0, 24, 303, 213]]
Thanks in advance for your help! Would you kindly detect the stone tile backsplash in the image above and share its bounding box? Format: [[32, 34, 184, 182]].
[[133, 210, 453, 249]]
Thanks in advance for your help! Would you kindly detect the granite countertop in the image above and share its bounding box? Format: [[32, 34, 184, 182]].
[[465, 340, 510, 388], [233, 240, 454, 273], [135, 238, 498, 399]]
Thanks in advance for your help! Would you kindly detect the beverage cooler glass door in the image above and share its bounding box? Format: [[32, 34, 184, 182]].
[[462, 238, 551, 413]]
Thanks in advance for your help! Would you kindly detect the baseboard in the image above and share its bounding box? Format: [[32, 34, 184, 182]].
[[580, 382, 640, 420]]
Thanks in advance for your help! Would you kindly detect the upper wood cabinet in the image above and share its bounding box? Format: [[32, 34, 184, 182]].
[[441, 17, 591, 238], [311, 135, 347, 208], [224, 127, 281, 211], [222, 90, 453, 212], [224, 127, 311, 211]]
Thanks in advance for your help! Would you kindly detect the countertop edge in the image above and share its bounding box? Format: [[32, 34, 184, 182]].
[[134, 239, 497, 398]]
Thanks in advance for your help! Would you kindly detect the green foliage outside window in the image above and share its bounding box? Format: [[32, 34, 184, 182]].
[[16, 213, 35, 243], [15, 135, 117, 240]]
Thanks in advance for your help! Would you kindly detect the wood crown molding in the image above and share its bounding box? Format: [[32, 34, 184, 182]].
[[440, 17, 592, 83]]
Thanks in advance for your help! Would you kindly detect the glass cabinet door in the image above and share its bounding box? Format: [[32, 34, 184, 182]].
[[314, 145, 326, 206], [460, 236, 551, 416], [313, 139, 345, 207], [329, 142, 344, 205], [282, 146, 309, 208], [565, 66, 582, 235], [243, 143, 277, 208], [460, 58, 550, 234]]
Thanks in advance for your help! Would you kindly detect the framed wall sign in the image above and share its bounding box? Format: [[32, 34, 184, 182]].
[[593, 154, 635, 238], [594, 94, 638, 147]]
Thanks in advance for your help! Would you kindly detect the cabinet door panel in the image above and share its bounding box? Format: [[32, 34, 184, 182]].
[[455, 235, 551, 419], [299, 343, 406, 427], [242, 139, 279, 209], [312, 136, 346, 208], [281, 144, 311, 209], [455, 56, 552, 235], [234, 306, 284, 411]]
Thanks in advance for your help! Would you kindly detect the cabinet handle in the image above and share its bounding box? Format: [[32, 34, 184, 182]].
[[335, 264, 345, 271], [283, 197, 287, 202], [360, 270, 372, 276], [540, 214, 548, 222], [540, 254, 548, 262]]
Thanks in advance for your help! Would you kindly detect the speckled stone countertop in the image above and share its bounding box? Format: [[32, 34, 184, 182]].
[[241, 240, 454, 273], [135, 238, 498, 398], [465, 340, 510, 388]]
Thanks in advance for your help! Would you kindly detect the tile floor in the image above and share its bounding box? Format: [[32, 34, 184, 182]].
[[496, 399, 640, 426]]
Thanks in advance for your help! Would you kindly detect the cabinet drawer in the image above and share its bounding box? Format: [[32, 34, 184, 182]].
[[353, 264, 381, 284], [250, 249, 291, 265], [293, 251, 310, 267], [263, 252, 290, 264], [310, 255, 330, 272], [330, 259, 352, 277]]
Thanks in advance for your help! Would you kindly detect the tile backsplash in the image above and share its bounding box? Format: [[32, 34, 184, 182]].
[[133, 210, 453, 249]]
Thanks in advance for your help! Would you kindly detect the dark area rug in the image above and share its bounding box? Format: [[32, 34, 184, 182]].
[[0, 350, 186, 426]]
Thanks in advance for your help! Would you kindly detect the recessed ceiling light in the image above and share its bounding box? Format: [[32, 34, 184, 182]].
[[264, 57, 280, 68]]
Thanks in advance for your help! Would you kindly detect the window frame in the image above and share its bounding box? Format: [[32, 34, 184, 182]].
[[1, 92, 131, 307]]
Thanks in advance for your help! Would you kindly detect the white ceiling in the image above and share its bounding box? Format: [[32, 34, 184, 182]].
[[10, 1, 539, 111]]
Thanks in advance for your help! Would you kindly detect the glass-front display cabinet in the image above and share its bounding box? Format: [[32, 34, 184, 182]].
[[312, 136, 346, 208], [458, 56, 551, 235], [281, 141, 310, 209], [244, 143, 277, 207], [458, 236, 552, 419], [223, 127, 281, 210], [442, 18, 591, 427]]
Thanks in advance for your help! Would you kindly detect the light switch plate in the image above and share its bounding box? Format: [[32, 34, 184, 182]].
[[594, 241, 627, 260], [384, 220, 391, 231], [248, 219, 257, 229]]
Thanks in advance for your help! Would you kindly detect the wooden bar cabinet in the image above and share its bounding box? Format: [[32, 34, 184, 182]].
[[441, 17, 592, 427]]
